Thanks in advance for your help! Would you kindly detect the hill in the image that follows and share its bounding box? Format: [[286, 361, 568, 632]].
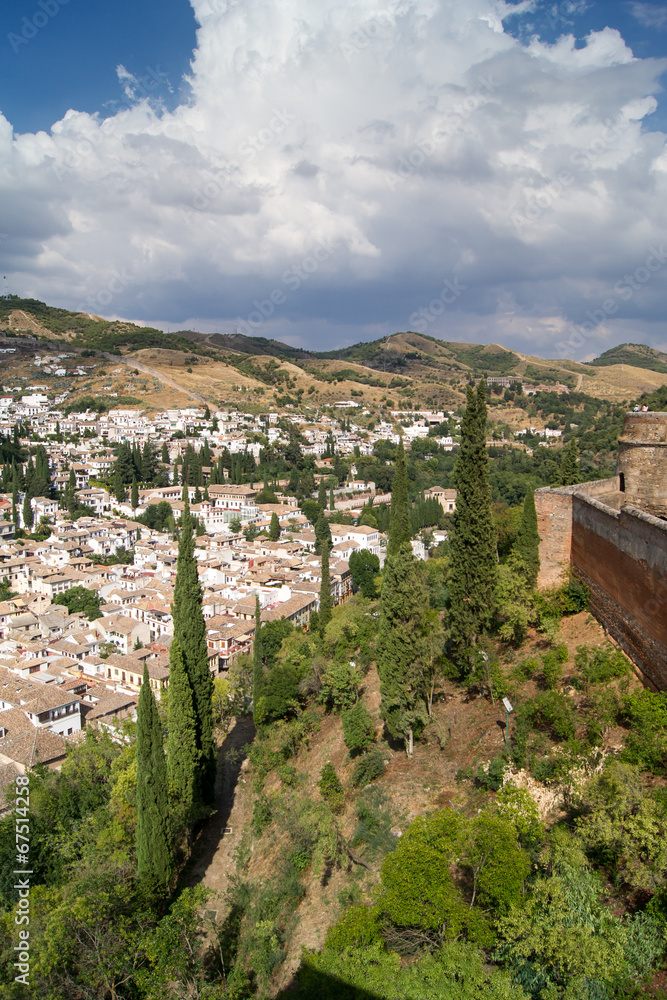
[[1, 295, 665, 409], [587, 342, 667, 373]]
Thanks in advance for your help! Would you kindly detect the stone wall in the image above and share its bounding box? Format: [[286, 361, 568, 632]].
[[570, 496, 667, 690], [535, 477, 618, 589]]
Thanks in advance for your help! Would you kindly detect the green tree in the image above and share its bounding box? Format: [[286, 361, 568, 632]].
[[54, 585, 102, 620], [329, 482, 335, 510], [376, 448, 434, 756], [136, 665, 173, 893], [171, 504, 215, 808], [349, 549, 380, 598], [131, 476, 138, 511], [513, 485, 540, 587], [342, 701, 376, 754], [166, 638, 199, 834], [269, 511, 281, 541], [22, 491, 33, 529], [558, 436, 579, 486], [447, 381, 497, 669], [388, 437, 410, 556], [161, 441, 169, 464], [319, 543, 333, 636]]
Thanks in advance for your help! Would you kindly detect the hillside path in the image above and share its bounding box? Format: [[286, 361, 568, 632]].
[[184, 716, 256, 915], [101, 352, 210, 404]]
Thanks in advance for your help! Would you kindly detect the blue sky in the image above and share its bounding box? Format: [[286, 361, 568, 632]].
[[1, 0, 196, 133], [1, 0, 667, 361]]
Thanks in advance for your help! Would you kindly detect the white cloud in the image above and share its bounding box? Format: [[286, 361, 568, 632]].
[[0, 0, 666, 359], [631, 3, 667, 31]]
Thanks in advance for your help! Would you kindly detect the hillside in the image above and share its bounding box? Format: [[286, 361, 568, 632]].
[[588, 342, 667, 373], [1, 295, 665, 409]]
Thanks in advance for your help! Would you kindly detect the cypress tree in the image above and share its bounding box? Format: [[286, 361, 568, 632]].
[[22, 492, 33, 530], [514, 485, 540, 587], [319, 544, 333, 636], [252, 594, 264, 726], [559, 437, 579, 486], [137, 666, 173, 892], [161, 442, 169, 464], [329, 483, 335, 511], [113, 463, 127, 504], [131, 476, 139, 511], [172, 504, 215, 806], [166, 639, 199, 832], [318, 480, 327, 510], [447, 380, 497, 667], [388, 438, 410, 556], [11, 479, 18, 526], [269, 512, 280, 541], [376, 438, 433, 755]]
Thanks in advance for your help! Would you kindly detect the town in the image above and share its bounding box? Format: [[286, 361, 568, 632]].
[[0, 393, 461, 788]]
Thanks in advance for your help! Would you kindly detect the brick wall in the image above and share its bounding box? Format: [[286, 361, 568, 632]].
[[570, 496, 667, 690], [535, 477, 618, 589]]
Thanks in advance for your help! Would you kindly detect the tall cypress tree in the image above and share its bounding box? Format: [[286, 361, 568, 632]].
[[131, 476, 139, 511], [376, 440, 432, 756], [172, 504, 215, 806], [329, 483, 335, 511], [166, 639, 199, 832], [388, 438, 410, 557], [319, 544, 333, 636], [137, 666, 173, 892], [559, 437, 579, 487], [22, 492, 33, 530], [514, 485, 540, 587], [447, 381, 497, 667]]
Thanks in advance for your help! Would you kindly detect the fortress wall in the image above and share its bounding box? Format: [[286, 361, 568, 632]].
[[570, 496, 667, 690], [535, 477, 618, 589]]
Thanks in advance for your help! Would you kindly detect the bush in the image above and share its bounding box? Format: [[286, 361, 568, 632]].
[[621, 690, 667, 773], [325, 905, 381, 951], [351, 749, 386, 788], [522, 691, 576, 742], [541, 645, 568, 690], [341, 702, 376, 754], [575, 643, 630, 688], [318, 659, 362, 711], [318, 762, 344, 812]]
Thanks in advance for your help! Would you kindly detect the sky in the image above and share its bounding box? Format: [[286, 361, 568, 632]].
[[1, 0, 667, 361]]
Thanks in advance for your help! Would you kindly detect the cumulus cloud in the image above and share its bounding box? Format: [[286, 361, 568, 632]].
[[0, 0, 666, 359]]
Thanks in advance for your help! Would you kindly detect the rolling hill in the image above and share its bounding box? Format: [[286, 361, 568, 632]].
[[0, 295, 665, 410]]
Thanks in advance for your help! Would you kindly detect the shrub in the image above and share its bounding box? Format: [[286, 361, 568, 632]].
[[318, 762, 344, 812], [522, 691, 576, 741], [341, 702, 376, 754], [318, 659, 362, 711], [575, 644, 630, 688], [325, 905, 382, 951], [621, 690, 667, 773], [351, 748, 386, 788], [541, 645, 568, 690]]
